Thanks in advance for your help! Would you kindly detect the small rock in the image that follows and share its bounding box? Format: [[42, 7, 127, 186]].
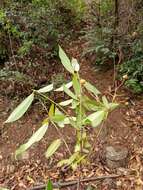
[[105, 146, 129, 169]]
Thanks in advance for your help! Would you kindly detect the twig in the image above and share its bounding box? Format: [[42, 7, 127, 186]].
[[8, 32, 18, 70], [29, 174, 123, 190], [51, 121, 72, 155]]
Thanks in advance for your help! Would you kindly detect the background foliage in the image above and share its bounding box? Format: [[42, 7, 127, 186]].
[[0, 0, 86, 96], [84, 0, 143, 92], [0, 0, 143, 94]]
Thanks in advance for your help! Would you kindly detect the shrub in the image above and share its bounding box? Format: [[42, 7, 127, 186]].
[[1, 0, 86, 59], [5, 47, 118, 169], [0, 0, 87, 96], [119, 54, 143, 93], [84, 0, 116, 65], [0, 8, 20, 62]]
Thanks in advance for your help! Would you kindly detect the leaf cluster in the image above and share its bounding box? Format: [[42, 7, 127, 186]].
[[5, 46, 118, 169]]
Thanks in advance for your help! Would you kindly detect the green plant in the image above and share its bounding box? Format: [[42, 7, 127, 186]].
[[1, 0, 86, 61], [45, 180, 53, 190], [0, 8, 20, 61], [84, 0, 116, 65], [5, 47, 118, 169], [119, 55, 143, 93], [63, 0, 86, 23]]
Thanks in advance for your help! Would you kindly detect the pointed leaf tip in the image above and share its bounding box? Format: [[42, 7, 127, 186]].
[[37, 84, 53, 93], [15, 123, 48, 157], [59, 46, 74, 74], [45, 139, 61, 159], [5, 93, 34, 123]]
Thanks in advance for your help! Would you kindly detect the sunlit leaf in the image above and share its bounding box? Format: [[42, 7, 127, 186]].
[[85, 110, 105, 127], [5, 93, 34, 123], [57, 159, 69, 167], [56, 116, 76, 128], [57, 152, 78, 167], [59, 99, 73, 106], [71, 58, 80, 72], [84, 81, 100, 95], [82, 95, 101, 111], [72, 73, 80, 96], [15, 123, 48, 157], [51, 114, 65, 122], [74, 142, 80, 152], [52, 108, 65, 127], [59, 46, 74, 74], [48, 104, 55, 118], [69, 118, 78, 129], [37, 84, 53, 93], [102, 96, 109, 108], [55, 107, 63, 115], [108, 103, 119, 110], [64, 117, 76, 125], [71, 100, 79, 109], [45, 139, 61, 159], [63, 85, 77, 100], [54, 81, 73, 92], [71, 155, 86, 170]]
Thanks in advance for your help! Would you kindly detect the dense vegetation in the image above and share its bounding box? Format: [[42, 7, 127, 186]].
[[0, 0, 143, 94]]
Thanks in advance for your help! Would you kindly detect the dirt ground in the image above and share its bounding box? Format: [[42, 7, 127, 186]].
[[0, 40, 143, 190]]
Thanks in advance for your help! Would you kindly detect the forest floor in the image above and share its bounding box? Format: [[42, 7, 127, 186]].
[[0, 39, 143, 190]]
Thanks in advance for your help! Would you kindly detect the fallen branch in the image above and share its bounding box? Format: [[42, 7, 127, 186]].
[[29, 174, 123, 190]]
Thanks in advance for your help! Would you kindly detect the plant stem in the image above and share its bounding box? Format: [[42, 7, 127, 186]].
[[35, 91, 69, 117], [51, 121, 71, 155], [37, 94, 71, 155]]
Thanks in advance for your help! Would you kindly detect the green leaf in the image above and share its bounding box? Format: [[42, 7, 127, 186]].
[[0, 188, 9, 190], [82, 96, 101, 111], [54, 81, 73, 92], [52, 108, 65, 127], [45, 179, 53, 190], [71, 155, 86, 170], [57, 152, 78, 167], [59, 99, 73, 106], [71, 58, 80, 72], [57, 117, 76, 128], [59, 46, 74, 74], [45, 139, 61, 159], [55, 107, 63, 115], [102, 96, 109, 108], [69, 118, 78, 129], [57, 159, 69, 167], [48, 104, 55, 118], [102, 96, 118, 111], [64, 117, 76, 124], [5, 93, 34, 123], [84, 81, 100, 95], [15, 123, 48, 157], [51, 114, 65, 122], [37, 84, 53, 93], [72, 73, 80, 96], [71, 100, 79, 109], [85, 110, 105, 127], [108, 103, 119, 111], [63, 85, 77, 100]]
